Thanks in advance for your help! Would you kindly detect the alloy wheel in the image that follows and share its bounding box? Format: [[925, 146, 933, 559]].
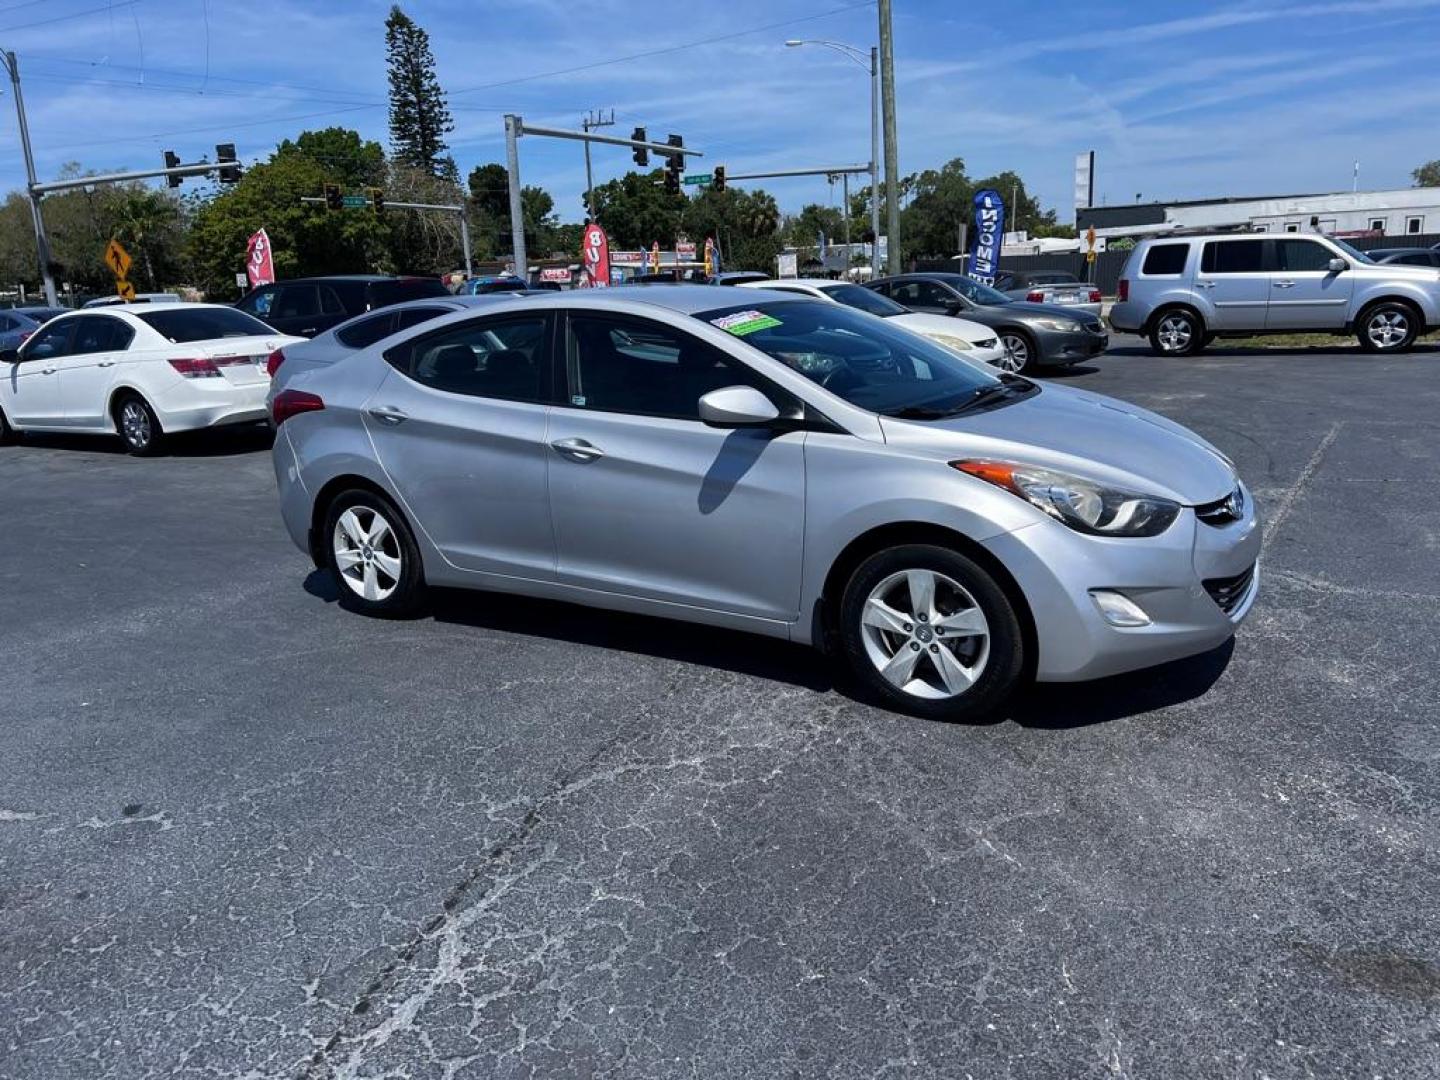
[[996, 334, 1028, 372], [121, 400, 151, 449], [858, 568, 990, 700], [1366, 309, 1409, 349], [333, 505, 403, 602], [1156, 314, 1193, 352]]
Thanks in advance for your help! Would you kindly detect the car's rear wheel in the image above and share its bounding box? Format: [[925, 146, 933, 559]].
[[323, 488, 427, 617], [1357, 301, 1419, 353], [0, 406, 16, 446], [838, 544, 1025, 721], [1148, 309, 1204, 356], [996, 330, 1036, 373], [114, 393, 163, 455]]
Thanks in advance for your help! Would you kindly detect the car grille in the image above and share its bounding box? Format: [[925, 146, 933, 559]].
[[1203, 564, 1256, 615], [1195, 486, 1245, 526]]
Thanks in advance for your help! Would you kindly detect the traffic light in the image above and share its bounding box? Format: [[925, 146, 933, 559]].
[[631, 127, 648, 167], [664, 168, 680, 195], [215, 143, 241, 184], [664, 134, 684, 194], [163, 150, 182, 189], [324, 183, 342, 211], [713, 165, 726, 192], [370, 188, 385, 215]]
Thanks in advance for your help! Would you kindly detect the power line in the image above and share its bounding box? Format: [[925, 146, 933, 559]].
[[0, 0, 142, 34], [448, 0, 876, 94], [0, 0, 50, 17]]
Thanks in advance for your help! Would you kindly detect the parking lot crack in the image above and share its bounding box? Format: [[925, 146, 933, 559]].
[[1262, 420, 1342, 555]]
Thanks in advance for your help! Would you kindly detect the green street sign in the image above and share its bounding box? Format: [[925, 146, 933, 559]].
[[342, 195, 367, 208], [682, 174, 712, 186]]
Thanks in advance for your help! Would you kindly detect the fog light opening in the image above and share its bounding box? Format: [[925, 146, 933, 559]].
[[1091, 589, 1152, 628]]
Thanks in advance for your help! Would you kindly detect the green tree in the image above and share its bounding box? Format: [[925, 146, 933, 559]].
[[681, 187, 783, 272], [1413, 160, 1440, 187], [384, 5, 453, 176], [782, 203, 846, 251], [588, 170, 686, 249], [382, 160, 469, 275], [278, 128, 386, 190], [110, 187, 183, 289]]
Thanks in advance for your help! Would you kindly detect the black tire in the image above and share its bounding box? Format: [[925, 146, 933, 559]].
[[996, 329, 1038, 373], [0, 406, 16, 446], [837, 543, 1025, 721], [113, 392, 163, 455], [1148, 308, 1204, 356], [1356, 301, 1420, 353], [322, 488, 427, 618]]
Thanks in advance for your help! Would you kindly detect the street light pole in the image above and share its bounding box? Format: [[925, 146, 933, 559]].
[[2, 50, 58, 306], [878, 0, 901, 275]]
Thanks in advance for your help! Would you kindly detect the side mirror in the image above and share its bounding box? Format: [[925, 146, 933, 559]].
[[0, 348, 18, 364], [1328, 257, 1348, 273], [698, 385, 780, 428], [942, 297, 964, 314]]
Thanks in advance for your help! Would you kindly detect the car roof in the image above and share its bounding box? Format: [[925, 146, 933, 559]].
[[511, 284, 807, 317], [738, 278, 835, 289]]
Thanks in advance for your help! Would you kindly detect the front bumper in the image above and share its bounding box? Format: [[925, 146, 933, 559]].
[[982, 487, 1262, 682], [1034, 325, 1109, 367]]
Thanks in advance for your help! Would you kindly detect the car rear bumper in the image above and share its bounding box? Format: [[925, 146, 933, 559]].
[[1107, 302, 1146, 334], [154, 379, 271, 432], [982, 487, 1262, 682]]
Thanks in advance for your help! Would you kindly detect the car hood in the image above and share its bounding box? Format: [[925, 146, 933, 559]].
[[879, 381, 1237, 505], [889, 311, 997, 342]]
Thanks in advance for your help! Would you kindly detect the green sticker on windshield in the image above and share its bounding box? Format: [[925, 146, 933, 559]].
[[711, 310, 781, 336]]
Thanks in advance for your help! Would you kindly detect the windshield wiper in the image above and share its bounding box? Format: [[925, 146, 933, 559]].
[[885, 404, 957, 419]]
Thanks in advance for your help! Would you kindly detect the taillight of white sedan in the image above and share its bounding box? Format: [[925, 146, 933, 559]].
[[0, 304, 303, 454]]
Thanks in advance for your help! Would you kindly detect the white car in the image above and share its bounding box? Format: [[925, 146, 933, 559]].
[[738, 278, 1007, 368], [0, 304, 302, 454]]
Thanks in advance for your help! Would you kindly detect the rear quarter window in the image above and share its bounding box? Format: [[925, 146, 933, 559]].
[[1142, 243, 1190, 275]]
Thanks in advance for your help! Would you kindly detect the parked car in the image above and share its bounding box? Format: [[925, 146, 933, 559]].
[[1367, 247, 1440, 269], [0, 304, 302, 454], [709, 271, 770, 286], [992, 270, 1103, 317], [1109, 233, 1440, 355], [0, 306, 67, 351], [867, 273, 1109, 372], [236, 275, 450, 338], [83, 293, 184, 308], [737, 278, 1006, 368], [266, 295, 515, 389], [269, 286, 1258, 721], [460, 275, 528, 295]]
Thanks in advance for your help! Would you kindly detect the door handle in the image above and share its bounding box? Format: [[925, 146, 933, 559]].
[[367, 405, 409, 425], [299, 327, 318, 336], [1195, 281, 1216, 289], [98, 360, 116, 368], [1272, 280, 1296, 289], [550, 437, 605, 462], [41, 366, 56, 374]]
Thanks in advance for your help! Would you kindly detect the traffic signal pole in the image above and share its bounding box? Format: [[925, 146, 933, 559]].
[[502, 114, 704, 279], [3, 50, 57, 306]]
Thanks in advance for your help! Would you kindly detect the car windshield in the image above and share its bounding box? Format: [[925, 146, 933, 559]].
[[696, 299, 1003, 417], [1328, 238, 1375, 265], [946, 277, 1013, 305], [819, 283, 908, 317], [137, 308, 274, 342]]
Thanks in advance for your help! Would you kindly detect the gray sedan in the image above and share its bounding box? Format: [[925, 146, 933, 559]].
[[992, 269, 1103, 317], [269, 286, 1258, 722], [0, 306, 67, 351], [867, 273, 1109, 372]]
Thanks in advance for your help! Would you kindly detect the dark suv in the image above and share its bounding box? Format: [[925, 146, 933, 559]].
[[236, 275, 450, 338]]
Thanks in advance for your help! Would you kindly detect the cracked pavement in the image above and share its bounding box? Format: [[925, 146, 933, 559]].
[[2, 342, 1438, 1078]]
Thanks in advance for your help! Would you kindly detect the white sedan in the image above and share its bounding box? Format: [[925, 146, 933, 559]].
[[738, 278, 1007, 368], [0, 304, 302, 454]]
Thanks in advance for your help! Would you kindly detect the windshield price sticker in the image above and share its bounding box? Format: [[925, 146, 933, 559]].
[[711, 310, 781, 336]]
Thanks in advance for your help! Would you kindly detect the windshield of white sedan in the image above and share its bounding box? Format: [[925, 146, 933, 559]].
[[697, 299, 1006, 416], [137, 308, 274, 342], [819, 283, 907, 317]]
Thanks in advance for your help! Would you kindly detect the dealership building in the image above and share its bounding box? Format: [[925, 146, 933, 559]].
[[1077, 187, 1440, 241]]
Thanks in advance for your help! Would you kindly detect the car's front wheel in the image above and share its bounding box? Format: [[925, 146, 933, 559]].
[[996, 330, 1036, 373], [114, 393, 163, 455], [838, 544, 1025, 721], [323, 488, 427, 617], [1357, 301, 1419, 353]]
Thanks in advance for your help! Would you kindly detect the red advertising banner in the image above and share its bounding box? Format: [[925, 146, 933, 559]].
[[580, 223, 610, 289], [245, 228, 275, 287]]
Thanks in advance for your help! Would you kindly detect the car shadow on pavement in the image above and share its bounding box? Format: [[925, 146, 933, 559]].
[[1038, 364, 1101, 378], [11, 423, 273, 457], [1004, 637, 1235, 729]]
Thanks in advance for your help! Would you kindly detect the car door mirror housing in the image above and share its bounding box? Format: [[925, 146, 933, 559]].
[[1327, 257, 1347, 273], [0, 347, 18, 364], [942, 297, 964, 314], [698, 385, 781, 428]]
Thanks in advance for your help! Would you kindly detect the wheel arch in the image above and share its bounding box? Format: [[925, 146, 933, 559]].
[[1144, 302, 1206, 337], [1353, 294, 1427, 334], [107, 384, 157, 431], [815, 521, 1037, 679], [307, 473, 407, 569]]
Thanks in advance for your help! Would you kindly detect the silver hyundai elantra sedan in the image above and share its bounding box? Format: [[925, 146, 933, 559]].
[[269, 286, 1259, 720]]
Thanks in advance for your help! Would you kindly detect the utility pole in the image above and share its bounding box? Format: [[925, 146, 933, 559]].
[[504, 114, 527, 279], [2, 50, 58, 306], [878, 0, 901, 275], [869, 46, 881, 278], [581, 108, 614, 222]]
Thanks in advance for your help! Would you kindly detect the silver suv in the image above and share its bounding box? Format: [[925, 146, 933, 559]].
[[1109, 233, 1440, 355]]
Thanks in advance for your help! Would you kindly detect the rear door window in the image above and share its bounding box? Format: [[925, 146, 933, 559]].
[[71, 314, 135, 353], [335, 312, 398, 349], [394, 306, 453, 332], [386, 314, 549, 402], [1200, 240, 1266, 274], [273, 286, 321, 319], [1142, 243, 1189, 275]]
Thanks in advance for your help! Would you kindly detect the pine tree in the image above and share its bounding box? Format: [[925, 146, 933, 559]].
[[384, 5, 454, 176]]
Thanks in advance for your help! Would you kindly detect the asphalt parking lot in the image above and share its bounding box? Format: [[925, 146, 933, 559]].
[[3, 337, 1438, 1080]]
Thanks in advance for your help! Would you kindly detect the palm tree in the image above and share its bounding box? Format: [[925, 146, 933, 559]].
[[736, 191, 780, 238], [111, 188, 179, 289]]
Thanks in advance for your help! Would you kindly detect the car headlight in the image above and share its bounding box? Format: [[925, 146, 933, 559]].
[[925, 332, 975, 353], [1034, 318, 1082, 332], [972, 337, 998, 349], [951, 460, 1180, 537]]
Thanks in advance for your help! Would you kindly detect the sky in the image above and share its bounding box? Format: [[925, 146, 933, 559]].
[[2, 0, 1438, 228]]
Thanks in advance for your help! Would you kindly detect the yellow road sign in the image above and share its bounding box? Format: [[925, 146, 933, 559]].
[[116, 279, 136, 301], [105, 238, 133, 280]]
